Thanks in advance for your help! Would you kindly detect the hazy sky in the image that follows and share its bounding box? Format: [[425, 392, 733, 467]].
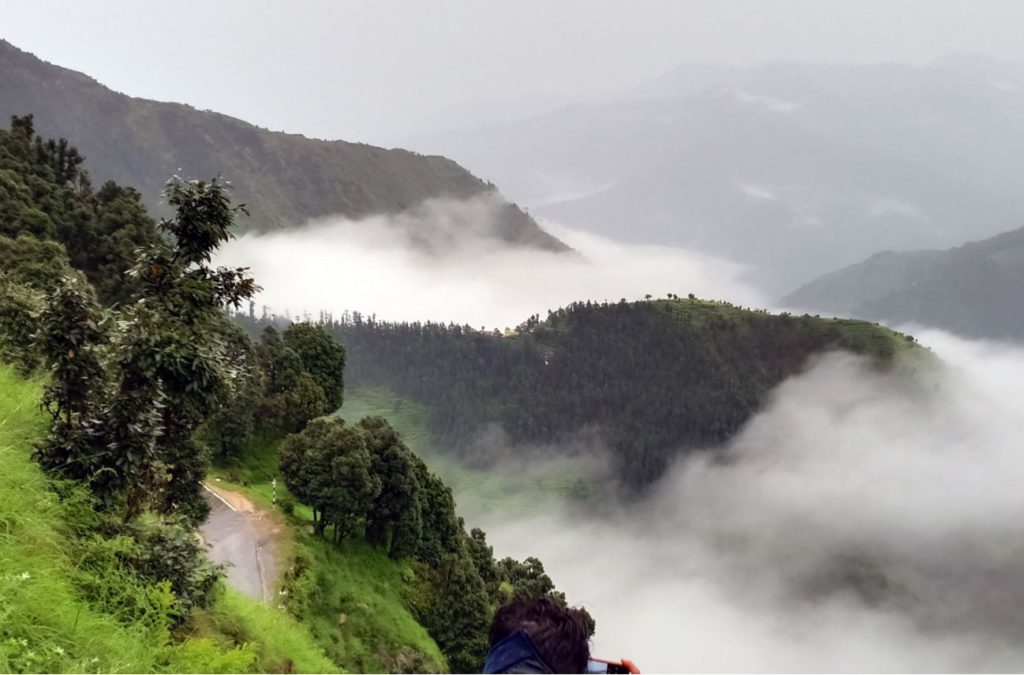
[[5, 0, 1024, 143]]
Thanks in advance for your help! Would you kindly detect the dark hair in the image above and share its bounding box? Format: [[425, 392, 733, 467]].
[[490, 597, 591, 673]]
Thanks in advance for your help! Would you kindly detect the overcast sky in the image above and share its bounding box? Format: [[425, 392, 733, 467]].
[[5, 0, 1024, 144]]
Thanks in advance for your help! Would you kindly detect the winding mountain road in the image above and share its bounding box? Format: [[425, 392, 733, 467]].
[[200, 482, 284, 602]]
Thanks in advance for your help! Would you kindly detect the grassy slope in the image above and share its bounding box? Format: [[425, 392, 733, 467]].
[[0, 365, 333, 674], [210, 445, 448, 672], [340, 300, 927, 515], [0, 367, 157, 673], [338, 390, 598, 517]]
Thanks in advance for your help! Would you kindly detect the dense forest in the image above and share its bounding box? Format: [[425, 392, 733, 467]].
[[0, 116, 582, 673], [237, 300, 919, 487]]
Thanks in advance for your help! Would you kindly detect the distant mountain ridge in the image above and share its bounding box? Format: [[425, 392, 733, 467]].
[[0, 39, 567, 251], [781, 225, 1024, 340], [405, 58, 1024, 294]]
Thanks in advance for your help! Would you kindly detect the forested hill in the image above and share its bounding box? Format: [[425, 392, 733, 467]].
[[781, 225, 1024, 341], [0, 39, 567, 250], [237, 299, 921, 488]]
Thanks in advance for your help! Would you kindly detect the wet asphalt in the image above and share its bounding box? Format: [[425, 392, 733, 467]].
[[200, 490, 269, 601]]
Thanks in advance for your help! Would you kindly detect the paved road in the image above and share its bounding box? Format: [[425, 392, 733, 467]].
[[200, 485, 278, 601]]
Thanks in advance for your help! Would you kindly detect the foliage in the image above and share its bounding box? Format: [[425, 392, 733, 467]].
[[280, 417, 381, 541], [236, 298, 918, 488], [411, 552, 491, 673], [118, 515, 223, 618], [33, 276, 114, 491], [276, 412, 588, 671], [359, 416, 423, 557], [0, 234, 81, 372], [32, 175, 259, 525], [284, 322, 347, 411], [0, 364, 280, 673], [0, 115, 158, 304], [0, 234, 74, 289], [277, 538, 447, 672], [0, 281, 43, 373], [198, 324, 261, 460], [253, 325, 337, 435]]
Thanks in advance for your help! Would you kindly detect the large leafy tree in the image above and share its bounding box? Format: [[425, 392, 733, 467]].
[[416, 552, 492, 673], [359, 416, 423, 558], [33, 276, 109, 486], [35, 175, 258, 524], [0, 234, 78, 371], [254, 325, 329, 433], [279, 417, 381, 541], [284, 322, 347, 411], [118, 175, 258, 522]]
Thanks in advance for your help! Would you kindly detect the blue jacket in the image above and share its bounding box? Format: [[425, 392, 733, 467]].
[[483, 629, 554, 673]]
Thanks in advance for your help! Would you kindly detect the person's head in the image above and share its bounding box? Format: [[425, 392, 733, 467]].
[[486, 596, 591, 673]]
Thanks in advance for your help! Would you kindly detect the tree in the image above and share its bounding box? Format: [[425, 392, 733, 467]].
[[34, 175, 258, 524], [284, 322, 347, 411], [496, 556, 556, 602], [417, 552, 492, 673], [33, 276, 111, 488], [466, 528, 499, 598], [279, 418, 381, 542], [0, 236, 75, 372], [359, 416, 422, 557], [254, 326, 329, 434], [201, 323, 260, 458], [112, 175, 258, 522], [412, 456, 462, 565], [0, 116, 159, 305]]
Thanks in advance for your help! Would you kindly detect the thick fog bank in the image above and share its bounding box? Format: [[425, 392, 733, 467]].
[[478, 330, 1024, 672], [215, 197, 763, 329]]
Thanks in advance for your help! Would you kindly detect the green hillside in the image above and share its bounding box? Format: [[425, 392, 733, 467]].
[[339, 389, 600, 517], [249, 297, 926, 488], [0, 38, 567, 251], [0, 365, 333, 673], [782, 225, 1024, 340]]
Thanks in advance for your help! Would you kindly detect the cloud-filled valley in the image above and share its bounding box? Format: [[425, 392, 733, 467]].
[[216, 196, 764, 329], [477, 330, 1024, 672], [218, 194, 1024, 671]]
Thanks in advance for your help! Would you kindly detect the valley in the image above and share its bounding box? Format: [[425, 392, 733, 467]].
[[3, 6, 1024, 673]]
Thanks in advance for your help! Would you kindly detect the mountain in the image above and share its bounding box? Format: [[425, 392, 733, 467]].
[[781, 225, 1024, 341], [0, 39, 567, 251], [404, 59, 1024, 294], [236, 298, 923, 488]]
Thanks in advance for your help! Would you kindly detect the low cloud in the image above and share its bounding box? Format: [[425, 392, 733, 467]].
[[216, 196, 763, 329], [477, 330, 1024, 672]]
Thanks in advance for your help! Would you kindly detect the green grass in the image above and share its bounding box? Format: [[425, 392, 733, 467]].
[[338, 389, 601, 517], [204, 468, 449, 672], [185, 588, 335, 673], [209, 416, 450, 672], [0, 366, 162, 673], [283, 537, 447, 673], [0, 364, 332, 673]]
